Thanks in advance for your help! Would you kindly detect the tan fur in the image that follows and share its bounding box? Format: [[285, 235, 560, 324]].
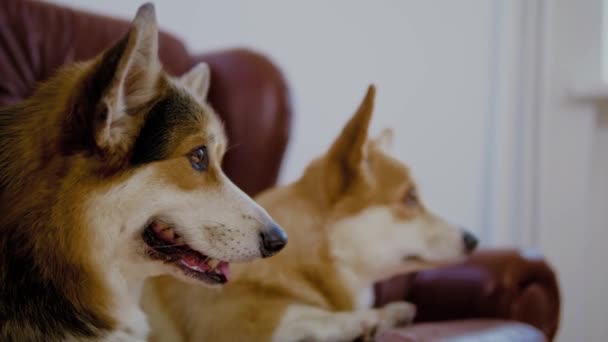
[[144, 85, 474, 341]]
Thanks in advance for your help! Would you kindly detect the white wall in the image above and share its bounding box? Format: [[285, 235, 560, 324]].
[[49, 0, 498, 240], [538, 0, 607, 341]]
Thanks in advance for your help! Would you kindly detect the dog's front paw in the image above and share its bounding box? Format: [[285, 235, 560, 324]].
[[376, 301, 416, 332], [356, 302, 416, 342]]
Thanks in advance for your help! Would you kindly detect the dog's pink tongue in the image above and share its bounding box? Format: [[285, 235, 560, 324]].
[[218, 261, 230, 281]]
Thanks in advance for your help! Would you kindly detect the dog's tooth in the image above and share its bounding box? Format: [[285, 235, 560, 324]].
[[151, 222, 162, 232], [207, 259, 220, 269], [158, 227, 175, 241], [154, 221, 168, 230]]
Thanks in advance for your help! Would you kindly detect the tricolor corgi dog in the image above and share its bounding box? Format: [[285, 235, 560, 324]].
[[0, 3, 286, 341], [143, 85, 478, 341]]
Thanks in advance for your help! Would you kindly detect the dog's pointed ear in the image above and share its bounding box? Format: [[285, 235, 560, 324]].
[[371, 128, 394, 152], [94, 3, 161, 153], [67, 3, 161, 161], [325, 85, 375, 203], [179, 62, 211, 102]]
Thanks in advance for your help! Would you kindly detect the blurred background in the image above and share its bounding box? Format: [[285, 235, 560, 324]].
[[36, 0, 608, 340]]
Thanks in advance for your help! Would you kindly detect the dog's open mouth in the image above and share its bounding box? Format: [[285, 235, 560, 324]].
[[142, 221, 230, 285]]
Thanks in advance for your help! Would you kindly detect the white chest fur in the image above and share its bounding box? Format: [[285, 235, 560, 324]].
[[355, 286, 375, 310], [115, 301, 149, 339], [107, 267, 150, 340]]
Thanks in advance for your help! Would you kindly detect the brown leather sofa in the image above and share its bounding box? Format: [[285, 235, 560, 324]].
[[0, 1, 560, 341]]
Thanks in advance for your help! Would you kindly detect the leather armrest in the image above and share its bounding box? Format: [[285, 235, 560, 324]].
[[377, 320, 547, 342], [374, 249, 560, 340]]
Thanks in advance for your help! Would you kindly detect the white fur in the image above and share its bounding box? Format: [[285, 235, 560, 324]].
[[179, 62, 211, 101], [87, 165, 273, 266], [105, 266, 149, 340], [272, 302, 416, 342], [355, 286, 375, 310], [66, 330, 146, 342], [271, 206, 463, 342], [85, 158, 275, 339], [373, 128, 394, 152], [329, 206, 464, 291]]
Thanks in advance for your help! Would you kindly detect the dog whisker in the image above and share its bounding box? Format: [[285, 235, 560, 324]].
[[225, 142, 241, 154], [169, 222, 245, 234]]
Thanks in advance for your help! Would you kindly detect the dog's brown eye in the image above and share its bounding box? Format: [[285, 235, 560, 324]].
[[403, 188, 418, 207], [188, 146, 209, 172]]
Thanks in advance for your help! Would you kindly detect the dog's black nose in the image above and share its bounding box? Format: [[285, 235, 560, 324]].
[[260, 224, 288, 257], [462, 230, 478, 253]]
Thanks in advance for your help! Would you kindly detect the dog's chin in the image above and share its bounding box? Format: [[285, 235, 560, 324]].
[[401, 254, 466, 272], [401, 255, 447, 272], [141, 220, 230, 286]]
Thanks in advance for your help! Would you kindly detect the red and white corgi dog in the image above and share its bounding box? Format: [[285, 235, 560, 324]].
[[144, 85, 477, 341]]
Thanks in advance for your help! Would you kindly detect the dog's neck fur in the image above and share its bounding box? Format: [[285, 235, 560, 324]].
[[0, 75, 147, 340], [324, 229, 378, 310], [108, 263, 150, 338], [251, 158, 385, 312], [282, 137, 402, 311]]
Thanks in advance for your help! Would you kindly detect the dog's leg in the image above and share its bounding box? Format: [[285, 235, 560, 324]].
[[98, 331, 146, 342], [63, 331, 146, 342], [272, 301, 415, 342]]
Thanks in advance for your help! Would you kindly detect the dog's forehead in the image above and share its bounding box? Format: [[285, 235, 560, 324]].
[[130, 84, 225, 165], [369, 147, 414, 190]]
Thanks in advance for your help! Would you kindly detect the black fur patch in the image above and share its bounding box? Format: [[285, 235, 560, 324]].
[[131, 88, 202, 165], [0, 230, 110, 341]]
